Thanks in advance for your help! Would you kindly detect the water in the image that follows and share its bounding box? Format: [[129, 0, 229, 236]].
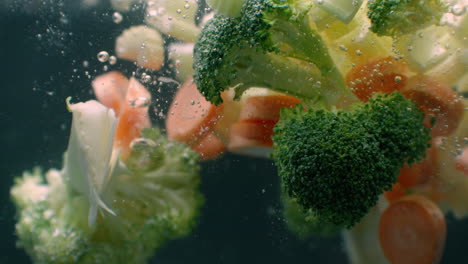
[[1, 1, 468, 264]]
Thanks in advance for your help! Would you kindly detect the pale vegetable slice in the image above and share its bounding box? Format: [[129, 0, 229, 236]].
[[395, 25, 464, 73], [323, 5, 394, 74], [314, 0, 363, 24], [63, 99, 118, 226], [213, 88, 243, 144], [146, 0, 200, 42], [206, 0, 244, 17], [343, 206, 390, 264], [115, 25, 165, 70], [168, 43, 195, 82]]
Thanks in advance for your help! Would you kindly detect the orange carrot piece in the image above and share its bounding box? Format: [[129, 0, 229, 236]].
[[384, 182, 406, 203], [114, 78, 152, 159], [379, 195, 446, 264], [191, 132, 226, 161], [166, 78, 223, 145], [455, 147, 468, 176], [92, 71, 129, 116], [230, 120, 276, 145], [227, 120, 276, 157], [240, 95, 301, 121], [345, 57, 408, 102], [402, 75, 464, 137], [398, 144, 439, 188]]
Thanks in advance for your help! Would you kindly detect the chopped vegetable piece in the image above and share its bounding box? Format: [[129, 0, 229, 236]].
[[240, 95, 301, 121], [92, 71, 129, 116], [367, 0, 447, 37], [228, 120, 276, 157], [379, 195, 446, 264], [166, 79, 223, 145], [114, 78, 152, 159], [455, 147, 468, 176], [345, 57, 409, 102], [206, 0, 244, 17], [145, 0, 200, 42], [230, 120, 276, 146], [115, 25, 165, 70], [402, 75, 464, 137], [168, 43, 195, 82], [191, 132, 226, 161], [384, 182, 406, 203], [398, 143, 438, 188], [314, 0, 363, 24]]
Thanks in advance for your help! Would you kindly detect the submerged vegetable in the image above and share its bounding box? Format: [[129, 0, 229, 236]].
[[11, 77, 203, 263]]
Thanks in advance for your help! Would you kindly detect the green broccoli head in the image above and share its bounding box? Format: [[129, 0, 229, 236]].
[[11, 128, 203, 264], [272, 92, 431, 228], [367, 0, 447, 36], [193, 0, 347, 105], [282, 194, 342, 238]]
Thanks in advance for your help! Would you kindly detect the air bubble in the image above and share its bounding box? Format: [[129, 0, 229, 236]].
[[141, 73, 152, 83], [451, 4, 466, 16], [109, 56, 117, 65], [130, 97, 151, 108], [112, 12, 123, 24], [97, 51, 109, 62]]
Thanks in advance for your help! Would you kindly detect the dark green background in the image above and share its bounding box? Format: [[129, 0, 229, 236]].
[[1, 0, 467, 263]]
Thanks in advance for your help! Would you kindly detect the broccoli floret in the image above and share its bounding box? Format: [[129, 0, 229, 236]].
[[272, 92, 431, 227], [11, 128, 203, 264], [282, 194, 341, 238], [193, 0, 348, 105], [367, 0, 447, 36]]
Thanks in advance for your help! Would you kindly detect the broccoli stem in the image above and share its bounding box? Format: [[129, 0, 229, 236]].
[[232, 51, 341, 104], [269, 17, 348, 93]]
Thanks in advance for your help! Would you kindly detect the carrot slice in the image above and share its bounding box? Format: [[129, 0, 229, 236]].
[[114, 78, 152, 159], [455, 147, 468, 176], [228, 134, 273, 158], [345, 57, 408, 102], [240, 95, 301, 121], [402, 75, 464, 137], [92, 71, 129, 116], [166, 78, 223, 145], [191, 132, 226, 161], [230, 120, 276, 145], [227, 120, 276, 158], [384, 182, 406, 203], [379, 195, 446, 264], [398, 143, 439, 188]]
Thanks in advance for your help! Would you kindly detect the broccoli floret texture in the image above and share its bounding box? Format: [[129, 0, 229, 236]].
[[11, 128, 203, 264], [367, 0, 447, 36], [194, 0, 345, 105], [273, 92, 431, 227], [282, 194, 341, 238]]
